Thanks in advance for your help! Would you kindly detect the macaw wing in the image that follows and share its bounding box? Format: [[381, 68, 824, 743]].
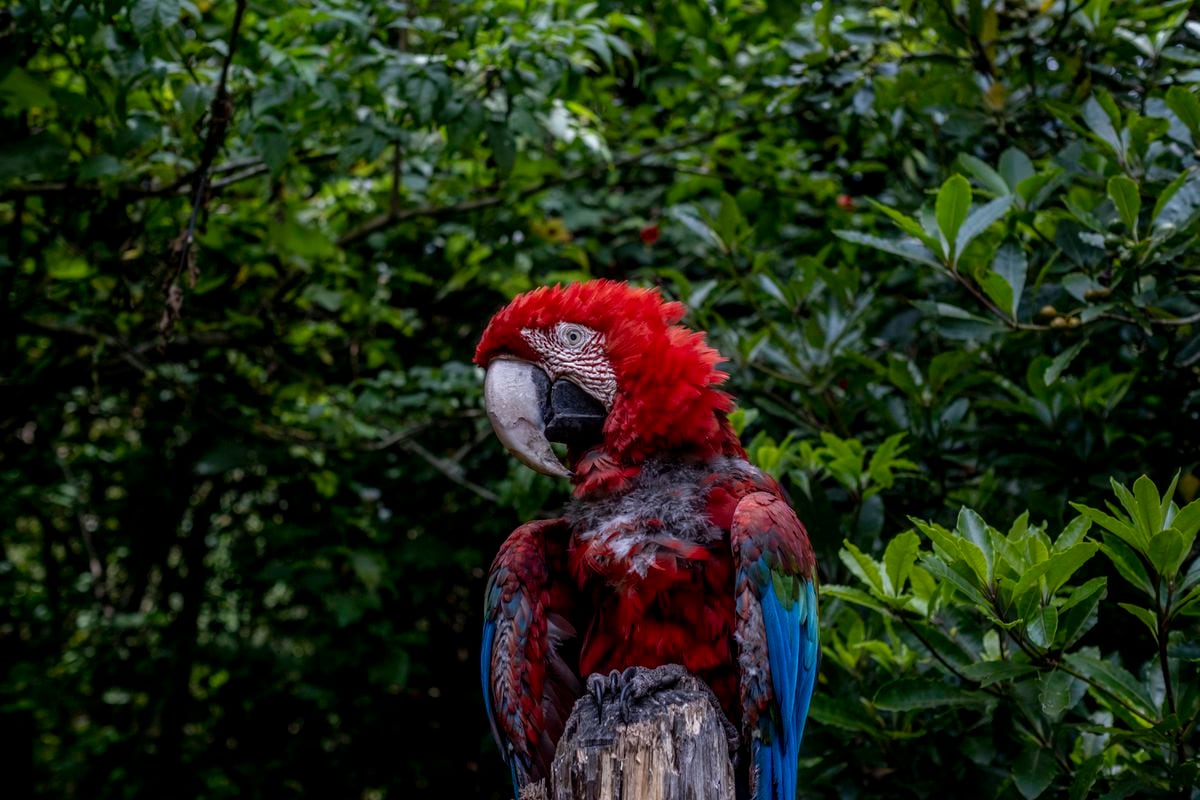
[[481, 518, 581, 793], [731, 491, 820, 800]]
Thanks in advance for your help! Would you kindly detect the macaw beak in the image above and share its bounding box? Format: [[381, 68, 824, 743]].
[[483, 358, 607, 479]]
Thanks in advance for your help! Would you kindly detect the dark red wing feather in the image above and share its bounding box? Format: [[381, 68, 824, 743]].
[[481, 519, 581, 789]]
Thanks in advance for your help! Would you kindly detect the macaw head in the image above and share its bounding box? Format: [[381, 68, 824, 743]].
[[474, 279, 739, 481]]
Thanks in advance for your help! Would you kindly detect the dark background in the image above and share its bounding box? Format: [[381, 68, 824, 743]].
[[3, 1, 1198, 798]]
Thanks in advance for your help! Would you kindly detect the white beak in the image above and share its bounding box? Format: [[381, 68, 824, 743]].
[[483, 358, 572, 478]]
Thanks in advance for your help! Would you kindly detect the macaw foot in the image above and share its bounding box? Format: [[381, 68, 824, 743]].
[[586, 669, 625, 717], [583, 664, 739, 753]]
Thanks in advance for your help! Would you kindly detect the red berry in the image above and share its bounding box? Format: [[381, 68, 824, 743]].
[[836, 194, 854, 210], [640, 223, 660, 245]]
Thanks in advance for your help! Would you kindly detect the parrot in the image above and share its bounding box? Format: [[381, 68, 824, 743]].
[[475, 279, 819, 800]]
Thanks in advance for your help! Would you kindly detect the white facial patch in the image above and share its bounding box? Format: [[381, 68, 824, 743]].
[[520, 323, 617, 408]]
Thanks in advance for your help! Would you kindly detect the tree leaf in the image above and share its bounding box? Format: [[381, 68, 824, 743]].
[[936, 174, 972, 261], [1043, 341, 1085, 385], [840, 541, 884, 595], [1013, 746, 1058, 799], [0, 68, 56, 111], [1165, 86, 1200, 142], [956, 195, 1013, 256], [867, 199, 942, 253], [834, 230, 943, 268], [1106, 175, 1141, 239], [1026, 604, 1058, 649], [883, 529, 921, 597], [979, 240, 1026, 319], [131, 0, 181, 36], [873, 678, 987, 711], [1062, 652, 1157, 720], [821, 584, 891, 614], [956, 507, 994, 585], [1054, 515, 1092, 553], [1059, 578, 1106, 647], [1117, 602, 1159, 641], [1069, 754, 1105, 800], [1152, 173, 1200, 236], [486, 122, 516, 176], [715, 192, 744, 250], [1131, 474, 1163, 542], [958, 661, 1036, 687], [998, 148, 1035, 191], [1083, 92, 1124, 159], [919, 553, 989, 606], [1099, 539, 1156, 597], [1147, 528, 1183, 578], [1043, 542, 1100, 596], [957, 153, 1010, 196], [1151, 170, 1191, 228], [1039, 669, 1076, 722], [807, 693, 879, 734], [1070, 501, 1145, 552], [46, 246, 92, 280], [1171, 496, 1200, 542]]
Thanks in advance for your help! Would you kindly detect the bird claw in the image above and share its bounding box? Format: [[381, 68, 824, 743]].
[[586, 669, 625, 717], [617, 663, 687, 721], [585, 665, 740, 752]]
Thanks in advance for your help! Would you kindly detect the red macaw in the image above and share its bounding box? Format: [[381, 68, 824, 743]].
[[475, 280, 819, 800]]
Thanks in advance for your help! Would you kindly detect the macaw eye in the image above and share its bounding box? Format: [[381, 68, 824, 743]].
[[559, 323, 588, 349]]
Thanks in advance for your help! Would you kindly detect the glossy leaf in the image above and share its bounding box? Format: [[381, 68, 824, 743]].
[[936, 174, 972, 261], [1106, 175, 1141, 239]]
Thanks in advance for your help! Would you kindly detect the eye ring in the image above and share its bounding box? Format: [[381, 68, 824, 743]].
[[560, 323, 587, 348]]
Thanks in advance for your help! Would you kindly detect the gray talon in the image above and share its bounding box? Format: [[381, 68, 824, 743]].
[[586, 672, 608, 713]]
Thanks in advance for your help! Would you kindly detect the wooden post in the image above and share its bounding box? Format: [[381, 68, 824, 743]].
[[519, 666, 736, 800]]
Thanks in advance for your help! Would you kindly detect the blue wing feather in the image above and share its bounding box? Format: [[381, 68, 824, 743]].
[[480, 615, 501, 754], [733, 491, 820, 800]]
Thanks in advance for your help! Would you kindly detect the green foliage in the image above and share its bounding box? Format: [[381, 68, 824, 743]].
[[831, 476, 1199, 798], [2, 0, 1198, 798]]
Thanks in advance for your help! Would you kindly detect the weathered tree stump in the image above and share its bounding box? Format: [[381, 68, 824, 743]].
[[519, 665, 737, 800]]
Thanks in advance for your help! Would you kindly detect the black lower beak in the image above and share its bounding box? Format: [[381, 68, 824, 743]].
[[544, 379, 607, 449]]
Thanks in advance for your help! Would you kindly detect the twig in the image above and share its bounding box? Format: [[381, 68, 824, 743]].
[[1047, 0, 1087, 50], [160, 0, 248, 335], [897, 614, 998, 693], [947, 264, 1050, 331], [2, 151, 338, 200], [1154, 310, 1200, 326], [403, 439, 501, 504], [390, 141, 404, 215], [365, 422, 430, 451]]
